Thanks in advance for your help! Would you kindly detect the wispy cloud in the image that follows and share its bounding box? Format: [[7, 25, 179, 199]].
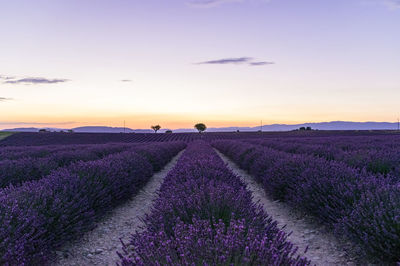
[[362, 0, 400, 9], [0, 75, 16, 80], [385, 0, 400, 9], [197, 57, 253, 65], [196, 57, 274, 66], [121, 79, 132, 82], [0, 121, 78, 126], [249, 61, 275, 66], [0, 97, 13, 102], [4, 77, 69, 85]]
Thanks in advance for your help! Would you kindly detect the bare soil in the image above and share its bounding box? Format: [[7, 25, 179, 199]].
[[53, 151, 184, 266]]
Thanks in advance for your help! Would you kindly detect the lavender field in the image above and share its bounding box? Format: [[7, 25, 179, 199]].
[[214, 135, 400, 263], [3, 0, 400, 264], [0, 132, 399, 265]]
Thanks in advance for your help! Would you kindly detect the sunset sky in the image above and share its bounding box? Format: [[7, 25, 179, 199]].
[[1, 0, 399, 129]]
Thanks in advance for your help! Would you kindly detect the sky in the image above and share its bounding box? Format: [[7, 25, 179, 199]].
[[0, 0, 399, 130]]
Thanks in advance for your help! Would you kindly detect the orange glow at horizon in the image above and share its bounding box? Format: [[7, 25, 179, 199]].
[[1, 110, 399, 130]]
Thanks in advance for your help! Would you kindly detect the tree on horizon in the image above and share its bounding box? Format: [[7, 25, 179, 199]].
[[194, 123, 206, 133], [151, 125, 161, 133]]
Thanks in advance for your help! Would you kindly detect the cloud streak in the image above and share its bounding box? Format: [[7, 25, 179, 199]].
[[0, 97, 13, 102], [0, 75, 16, 80], [385, 0, 400, 9], [0, 121, 78, 126], [197, 57, 253, 65], [196, 57, 274, 66], [4, 77, 69, 85], [121, 79, 132, 82], [364, 0, 400, 9], [249, 61, 275, 66]]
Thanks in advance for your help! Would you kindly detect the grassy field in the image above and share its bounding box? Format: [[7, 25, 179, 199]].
[[0, 132, 14, 140]]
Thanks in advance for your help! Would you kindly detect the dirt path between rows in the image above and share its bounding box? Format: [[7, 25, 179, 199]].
[[53, 150, 184, 266], [216, 150, 371, 266]]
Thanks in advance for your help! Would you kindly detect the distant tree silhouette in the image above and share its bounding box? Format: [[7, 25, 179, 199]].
[[306, 126, 312, 131], [39, 129, 47, 133], [151, 125, 161, 133], [194, 123, 207, 133], [299, 127, 306, 131], [165, 130, 172, 134]]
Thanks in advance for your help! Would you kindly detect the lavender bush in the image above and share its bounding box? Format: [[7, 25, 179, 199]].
[[0, 143, 136, 188], [337, 184, 400, 262], [118, 141, 310, 266], [213, 140, 399, 263], [246, 137, 400, 179], [0, 142, 185, 265]]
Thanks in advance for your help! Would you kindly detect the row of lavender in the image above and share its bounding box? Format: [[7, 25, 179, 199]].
[[0, 143, 136, 160], [118, 141, 310, 265], [0, 141, 186, 265], [245, 136, 400, 178], [0, 132, 240, 146], [268, 134, 400, 150], [212, 140, 400, 263], [2, 131, 397, 146], [0, 143, 141, 188]]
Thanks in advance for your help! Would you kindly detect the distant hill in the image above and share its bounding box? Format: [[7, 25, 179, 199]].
[[73, 126, 136, 133], [1, 121, 399, 133], [175, 121, 399, 132], [2, 127, 68, 132], [73, 127, 173, 133]]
